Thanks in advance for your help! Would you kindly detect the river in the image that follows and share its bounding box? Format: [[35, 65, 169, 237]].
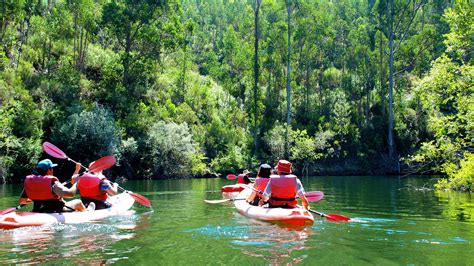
[[1, 176, 473, 264]]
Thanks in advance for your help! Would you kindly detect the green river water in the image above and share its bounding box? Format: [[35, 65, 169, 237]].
[[1, 176, 473, 265]]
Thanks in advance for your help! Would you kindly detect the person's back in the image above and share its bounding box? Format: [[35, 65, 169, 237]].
[[246, 164, 272, 205], [261, 160, 309, 210], [266, 174, 298, 208], [21, 159, 85, 213], [237, 170, 251, 184], [76, 171, 117, 210], [255, 177, 270, 192], [24, 172, 64, 213]]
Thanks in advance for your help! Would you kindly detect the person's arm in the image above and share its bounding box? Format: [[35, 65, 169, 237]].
[[70, 163, 81, 185], [300, 194, 309, 210], [19, 190, 31, 204], [296, 179, 309, 210], [261, 180, 272, 203], [246, 182, 258, 202], [100, 180, 118, 195], [106, 182, 118, 195], [52, 180, 76, 198]]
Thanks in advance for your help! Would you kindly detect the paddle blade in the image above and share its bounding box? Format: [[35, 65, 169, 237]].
[[129, 192, 152, 207], [89, 156, 116, 172], [43, 142, 68, 159], [226, 174, 237, 180], [0, 207, 16, 215], [325, 213, 351, 222], [204, 199, 232, 204], [305, 191, 324, 202]]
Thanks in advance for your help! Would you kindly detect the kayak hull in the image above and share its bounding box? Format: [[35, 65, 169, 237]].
[[234, 188, 314, 226], [0, 193, 135, 230]]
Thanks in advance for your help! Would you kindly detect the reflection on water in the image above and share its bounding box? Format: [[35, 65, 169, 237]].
[[235, 223, 312, 265], [187, 217, 314, 265], [435, 190, 473, 222], [1, 177, 474, 264], [0, 212, 148, 264]]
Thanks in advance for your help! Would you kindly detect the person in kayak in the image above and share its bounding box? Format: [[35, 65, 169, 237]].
[[260, 160, 309, 210], [72, 165, 118, 210], [236, 170, 252, 184], [246, 163, 272, 205], [19, 159, 86, 213]]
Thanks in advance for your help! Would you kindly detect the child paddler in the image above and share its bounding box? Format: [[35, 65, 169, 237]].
[[260, 160, 309, 210], [246, 163, 272, 206]]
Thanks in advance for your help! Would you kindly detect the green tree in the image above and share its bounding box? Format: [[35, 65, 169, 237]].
[[412, 2, 473, 191]]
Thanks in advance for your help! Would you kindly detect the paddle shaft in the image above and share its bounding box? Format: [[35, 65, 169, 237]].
[[305, 208, 351, 222], [308, 209, 326, 218], [66, 157, 87, 170]]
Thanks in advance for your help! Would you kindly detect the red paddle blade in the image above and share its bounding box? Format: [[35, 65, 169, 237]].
[[226, 174, 237, 180], [325, 213, 351, 222], [43, 142, 68, 159], [129, 192, 151, 207], [305, 191, 324, 201], [0, 207, 16, 215], [88, 156, 116, 172]]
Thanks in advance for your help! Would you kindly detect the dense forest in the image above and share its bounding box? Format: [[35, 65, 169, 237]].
[[0, 0, 472, 191]]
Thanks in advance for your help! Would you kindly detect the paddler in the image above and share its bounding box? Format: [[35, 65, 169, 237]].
[[236, 169, 252, 184], [19, 159, 86, 213], [72, 163, 118, 210], [246, 163, 272, 205], [260, 160, 309, 210]]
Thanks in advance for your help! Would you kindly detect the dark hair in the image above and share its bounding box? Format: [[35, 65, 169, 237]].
[[243, 175, 251, 184], [257, 164, 272, 178], [34, 168, 48, 176]]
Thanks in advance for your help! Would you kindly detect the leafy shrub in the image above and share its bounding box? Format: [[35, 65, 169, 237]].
[[143, 121, 205, 178], [263, 122, 287, 163], [50, 106, 121, 165], [435, 153, 474, 191]]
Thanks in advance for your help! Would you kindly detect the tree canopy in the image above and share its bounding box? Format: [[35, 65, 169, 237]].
[[0, 0, 472, 191]]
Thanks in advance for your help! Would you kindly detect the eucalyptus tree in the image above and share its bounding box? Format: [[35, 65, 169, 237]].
[[252, 0, 262, 156], [284, 0, 295, 158], [102, 0, 183, 91], [386, 0, 427, 158]]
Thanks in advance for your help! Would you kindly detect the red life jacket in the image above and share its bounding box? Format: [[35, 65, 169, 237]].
[[256, 177, 270, 192], [77, 173, 108, 201], [24, 175, 60, 200], [237, 174, 245, 184], [268, 174, 298, 208]]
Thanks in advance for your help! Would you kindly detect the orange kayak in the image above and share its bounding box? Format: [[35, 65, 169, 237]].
[[234, 188, 314, 226]]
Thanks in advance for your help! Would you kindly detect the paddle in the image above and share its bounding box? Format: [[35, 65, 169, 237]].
[[307, 209, 351, 222], [117, 186, 152, 207], [43, 142, 152, 208], [204, 198, 246, 204], [205, 185, 324, 204], [226, 174, 238, 180], [0, 205, 25, 215], [241, 183, 325, 202], [205, 191, 324, 204]]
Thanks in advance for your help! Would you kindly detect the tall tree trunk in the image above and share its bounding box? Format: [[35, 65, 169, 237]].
[[123, 22, 132, 89], [380, 31, 385, 115], [387, 0, 395, 158], [285, 0, 292, 158], [253, 0, 261, 156]]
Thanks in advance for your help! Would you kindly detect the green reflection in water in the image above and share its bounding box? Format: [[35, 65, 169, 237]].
[[0, 176, 473, 264]]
